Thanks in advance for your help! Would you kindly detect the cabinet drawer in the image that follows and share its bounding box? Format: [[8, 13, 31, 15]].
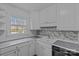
[[0, 45, 16, 54]]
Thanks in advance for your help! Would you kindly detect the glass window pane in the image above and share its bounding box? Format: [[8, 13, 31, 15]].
[[10, 16, 26, 34]]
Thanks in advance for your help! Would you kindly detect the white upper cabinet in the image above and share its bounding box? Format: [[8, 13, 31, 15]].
[[40, 4, 57, 27], [57, 4, 76, 30], [30, 11, 40, 30], [75, 4, 79, 30]]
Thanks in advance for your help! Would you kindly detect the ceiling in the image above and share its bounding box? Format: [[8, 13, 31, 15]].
[[6, 3, 54, 12]]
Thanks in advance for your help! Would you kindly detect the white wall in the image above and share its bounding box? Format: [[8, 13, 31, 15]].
[[30, 11, 40, 30], [0, 4, 32, 41]]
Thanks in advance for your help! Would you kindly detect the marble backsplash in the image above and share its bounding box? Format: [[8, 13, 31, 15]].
[[40, 28, 78, 41]]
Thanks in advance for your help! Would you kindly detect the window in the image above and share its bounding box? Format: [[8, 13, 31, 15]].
[[10, 16, 26, 34]]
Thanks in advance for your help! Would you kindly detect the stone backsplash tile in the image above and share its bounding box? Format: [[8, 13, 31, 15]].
[[40, 29, 78, 41]]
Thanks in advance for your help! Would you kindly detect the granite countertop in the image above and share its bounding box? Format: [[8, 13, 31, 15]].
[[36, 36, 79, 53], [0, 38, 33, 49], [1, 34, 79, 53], [0, 35, 46, 49]]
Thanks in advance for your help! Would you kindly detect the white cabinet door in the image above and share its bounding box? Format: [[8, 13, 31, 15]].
[[30, 11, 40, 30], [17, 42, 29, 56], [18, 45, 29, 56], [29, 40, 35, 56], [57, 4, 76, 30], [17, 40, 35, 56], [36, 41, 52, 56], [0, 45, 17, 56], [36, 41, 44, 56], [1, 50, 17, 56], [40, 5, 57, 27]]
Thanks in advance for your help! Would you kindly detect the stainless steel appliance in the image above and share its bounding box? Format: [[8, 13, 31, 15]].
[[52, 45, 79, 56], [52, 40, 79, 56]]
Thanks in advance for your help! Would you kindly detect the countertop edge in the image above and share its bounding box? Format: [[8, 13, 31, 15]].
[[0, 37, 33, 49]]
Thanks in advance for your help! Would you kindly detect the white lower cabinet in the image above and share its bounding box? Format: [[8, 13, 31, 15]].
[[29, 40, 35, 56], [36, 41, 52, 56], [17, 40, 35, 56], [0, 45, 17, 56], [0, 39, 52, 56], [0, 40, 35, 56], [17, 44, 29, 56], [1, 50, 17, 56]]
